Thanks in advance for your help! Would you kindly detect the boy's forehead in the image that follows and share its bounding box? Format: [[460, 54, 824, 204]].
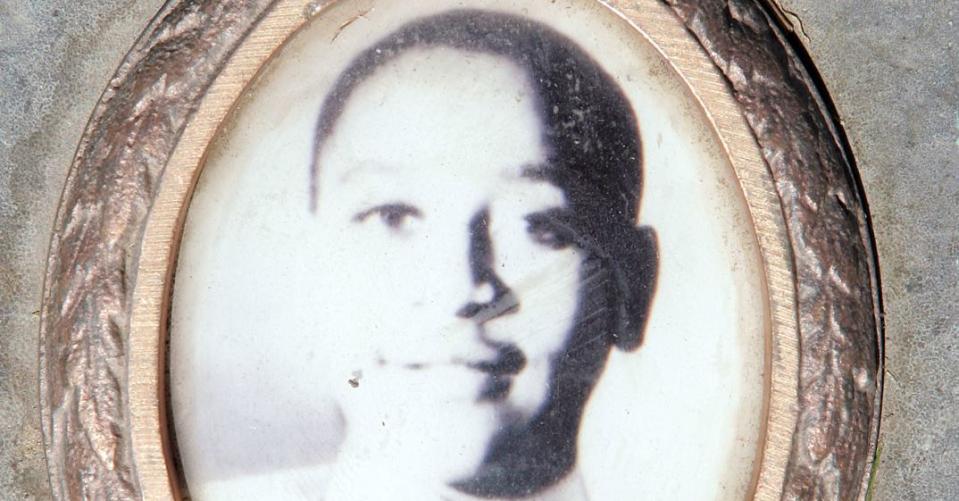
[[337, 163, 552, 183], [330, 160, 567, 209], [317, 47, 547, 182], [349, 160, 557, 186]]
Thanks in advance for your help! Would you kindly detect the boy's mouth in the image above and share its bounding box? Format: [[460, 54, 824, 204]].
[[468, 344, 526, 402]]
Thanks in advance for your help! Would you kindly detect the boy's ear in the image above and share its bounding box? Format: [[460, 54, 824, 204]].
[[610, 225, 658, 351]]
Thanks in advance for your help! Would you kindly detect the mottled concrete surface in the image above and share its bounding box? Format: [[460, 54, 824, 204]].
[[776, 2, 959, 500], [0, 1, 956, 500], [0, 1, 164, 499]]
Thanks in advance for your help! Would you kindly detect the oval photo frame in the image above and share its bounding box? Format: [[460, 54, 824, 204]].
[[39, 1, 881, 500]]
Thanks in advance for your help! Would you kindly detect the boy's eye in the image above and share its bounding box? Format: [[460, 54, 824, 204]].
[[354, 203, 423, 230], [525, 213, 575, 250]]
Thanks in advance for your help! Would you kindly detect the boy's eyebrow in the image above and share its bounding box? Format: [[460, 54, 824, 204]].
[[338, 163, 398, 183]]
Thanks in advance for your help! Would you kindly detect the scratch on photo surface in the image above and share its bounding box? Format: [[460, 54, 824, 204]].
[[332, 8, 373, 43], [568, 320, 610, 355]]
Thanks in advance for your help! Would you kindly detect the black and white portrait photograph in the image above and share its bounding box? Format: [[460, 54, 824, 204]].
[[169, 1, 768, 499]]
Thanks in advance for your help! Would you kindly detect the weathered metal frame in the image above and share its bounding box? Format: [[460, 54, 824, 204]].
[[37, 1, 881, 500], [663, 2, 882, 498]]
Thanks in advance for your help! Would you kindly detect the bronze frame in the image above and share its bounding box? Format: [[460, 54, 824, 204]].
[[38, 1, 881, 499]]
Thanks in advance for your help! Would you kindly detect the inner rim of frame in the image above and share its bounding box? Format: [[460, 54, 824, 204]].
[[126, 1, 798, 500]]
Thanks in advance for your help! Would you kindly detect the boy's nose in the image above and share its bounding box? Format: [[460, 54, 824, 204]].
[[456, 207, 518, 323]]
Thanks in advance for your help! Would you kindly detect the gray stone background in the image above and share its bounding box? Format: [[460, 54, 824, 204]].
[[0, 1, 955, 500]]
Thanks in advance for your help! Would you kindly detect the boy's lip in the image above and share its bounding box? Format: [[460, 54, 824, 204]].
[[466, 344, 526, 403], [464, 344, 526, 376], [477, 373, 513, 402]]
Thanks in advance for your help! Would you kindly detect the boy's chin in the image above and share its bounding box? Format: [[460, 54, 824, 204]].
[[337, 400, 498, 483], [339, 366, 500, 425]]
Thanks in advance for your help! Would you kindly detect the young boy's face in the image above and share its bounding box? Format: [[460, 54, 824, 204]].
[[310, 48, 586, 480]]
